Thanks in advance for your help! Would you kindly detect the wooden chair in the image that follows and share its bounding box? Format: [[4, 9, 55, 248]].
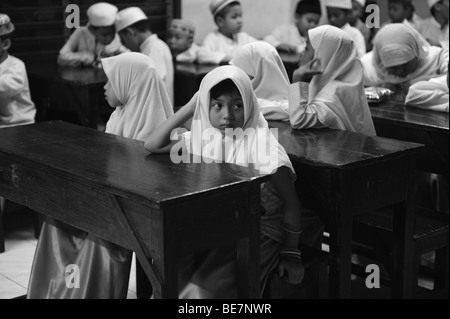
[[352, 206, 449, 298]]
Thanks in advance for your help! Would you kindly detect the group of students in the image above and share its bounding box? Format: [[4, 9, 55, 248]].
[[0, 0, 448, 299]]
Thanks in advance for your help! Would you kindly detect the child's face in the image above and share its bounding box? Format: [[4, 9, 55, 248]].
[[118, 29, 140, 52], [90, 25, 116, 46], [388, 3, 406, 23], [349, 1, 364, 24], [218, 4, 243, 36], [327, 7, 349, 28], [168, 29, 192, 55], [0, 38, 10, 63], [103, 81, 121, 108], [209, 87, 245, 134], [295, 13, 321, 37], [385, 57, 419, 78]]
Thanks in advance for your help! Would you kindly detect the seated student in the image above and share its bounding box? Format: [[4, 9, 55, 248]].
[[384, 0, 422, 31], [57, 2, 127, 67], [324, 0, 366, 57], [115, 7, 174, 104], [405, 73, 449, 113], [27, 52, 174, 299], [263, 0, 322, 55], [168, 19, 197, 63], [289, 25, 376, 136], [349, 0, 372, 51], [361, 24, 449, 93], [230, 41, 290, 121], [197, 0, 256, 65], [0, 13, 36, 128], [417, 0, 449, 51], [145, 65, 312, 298]]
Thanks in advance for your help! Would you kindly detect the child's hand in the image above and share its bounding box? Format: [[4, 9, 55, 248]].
[[277, 258, 305, 285], [184, 91, 199, 116], [293, 58, 322, 83]]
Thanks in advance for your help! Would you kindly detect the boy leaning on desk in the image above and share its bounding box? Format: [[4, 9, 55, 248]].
[[57, 2, 128, 68]]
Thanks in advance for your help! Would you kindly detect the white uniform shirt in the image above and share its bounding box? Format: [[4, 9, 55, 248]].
[[57, 26, 127, 67], [417, 17, 449, 51], [0, 55, 36, 127], [198, 30, 256, 64], [140, 34, 174, 105], [263, 24, 308, 55]]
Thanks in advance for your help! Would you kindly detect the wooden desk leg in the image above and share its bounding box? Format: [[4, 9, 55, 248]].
[[328, 209, 353, 299]]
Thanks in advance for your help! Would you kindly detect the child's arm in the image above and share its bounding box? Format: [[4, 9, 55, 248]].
[[57, 28, 95, 67], [270, 166, 305, 285], [0, 61, 25, 98], [144, 92, 197, 153]]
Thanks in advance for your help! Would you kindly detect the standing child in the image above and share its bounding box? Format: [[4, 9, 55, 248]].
[[145, 65, 308, 298], [289, 25, 375, 136], [230, 41, 291, 121], [197, 0, 256, 65], [0, 13, 36, 128], [324, 0, 366, 57], [264, 0, 322, 55], [417, 0, 449, 51], [57, 2, 127, 67], [115, 7, 174, 104], [27, 52, 173, 299]]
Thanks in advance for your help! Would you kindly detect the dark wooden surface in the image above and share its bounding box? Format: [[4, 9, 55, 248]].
[[26, 57, 110, 129], [0, 121, 268, 298], [268, 120, 425, 298], [369, 100, 449, 181]]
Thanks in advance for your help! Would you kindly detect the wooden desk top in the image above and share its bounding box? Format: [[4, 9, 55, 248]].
[[0, 121, 267, 208], [26, 58, 107, 87], [268, 120, 425, 169], [369, 101, 449, 132]]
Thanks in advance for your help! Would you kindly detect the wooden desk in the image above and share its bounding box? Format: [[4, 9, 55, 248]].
[[369, 101, 449, 182], [174, 62, 218, 107], [27, 58, 110, 129], [0, 121, 268, 298], [268, 121, 425, 298]]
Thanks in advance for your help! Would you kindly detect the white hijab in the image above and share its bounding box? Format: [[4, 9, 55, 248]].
[[187, 65, 294, 176], [230, 41, 290, 121], [307, 25, 376, 136], [362, 23, 448, 86], [102, 52, 174, 141]]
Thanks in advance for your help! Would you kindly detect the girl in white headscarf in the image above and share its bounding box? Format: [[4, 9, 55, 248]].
[[145, 65, 305, 298], [405, 74, 449, 113], [230, 41, 290, 121], [361, 23, 448, 88], [27, 52, 173, 299], [289, 25, 376, 136]]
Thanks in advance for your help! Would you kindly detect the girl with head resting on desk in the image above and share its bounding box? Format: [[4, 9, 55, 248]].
[[27, 52, 173, 299], [230, 41, 290, 122], [361, 23, 449, 93], [288, 25, 376, 136], [145, 65, 307, 298]]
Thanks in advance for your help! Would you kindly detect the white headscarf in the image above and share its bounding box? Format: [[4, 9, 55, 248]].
[[307, 25, 376, 136], [362, 23, 449, 86], [187, 65, 294, 176], [102, 52, 174, 141], [230, 41, 290, 121]]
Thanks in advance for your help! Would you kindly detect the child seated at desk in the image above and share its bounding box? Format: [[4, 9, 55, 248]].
[[0, 13, 36, 128], [361, 24, 448, 94], [324, 0, 366, 57], [57, 2, 127, 68], [264, 0, 322, 55], [168, 19, 198, 63], [115, 7, 174, 104], [230, 41, 290, 121], [289, 25, 376, 136], [197, 0, 257, 65], [416, 0, 449, 51], [27, 52, 173, 299], [405, 73, 449, 113], [145, 65, 309, 298]]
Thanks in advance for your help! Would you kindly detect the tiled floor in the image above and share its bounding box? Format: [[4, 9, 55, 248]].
[[0, 204, 442, 299]]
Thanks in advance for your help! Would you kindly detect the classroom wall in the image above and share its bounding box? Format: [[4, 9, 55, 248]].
[[182, 0, 433, 45]]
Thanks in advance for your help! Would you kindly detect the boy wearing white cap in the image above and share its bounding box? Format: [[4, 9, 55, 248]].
[[57, 2, 127, 67], [168, 19, 198, 63], [324, 0, 366, 57], [197, 0, 256, 65], [417, 0, 449, 51], [0, 13, 36, 128], [115, 6, 174, 104]]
